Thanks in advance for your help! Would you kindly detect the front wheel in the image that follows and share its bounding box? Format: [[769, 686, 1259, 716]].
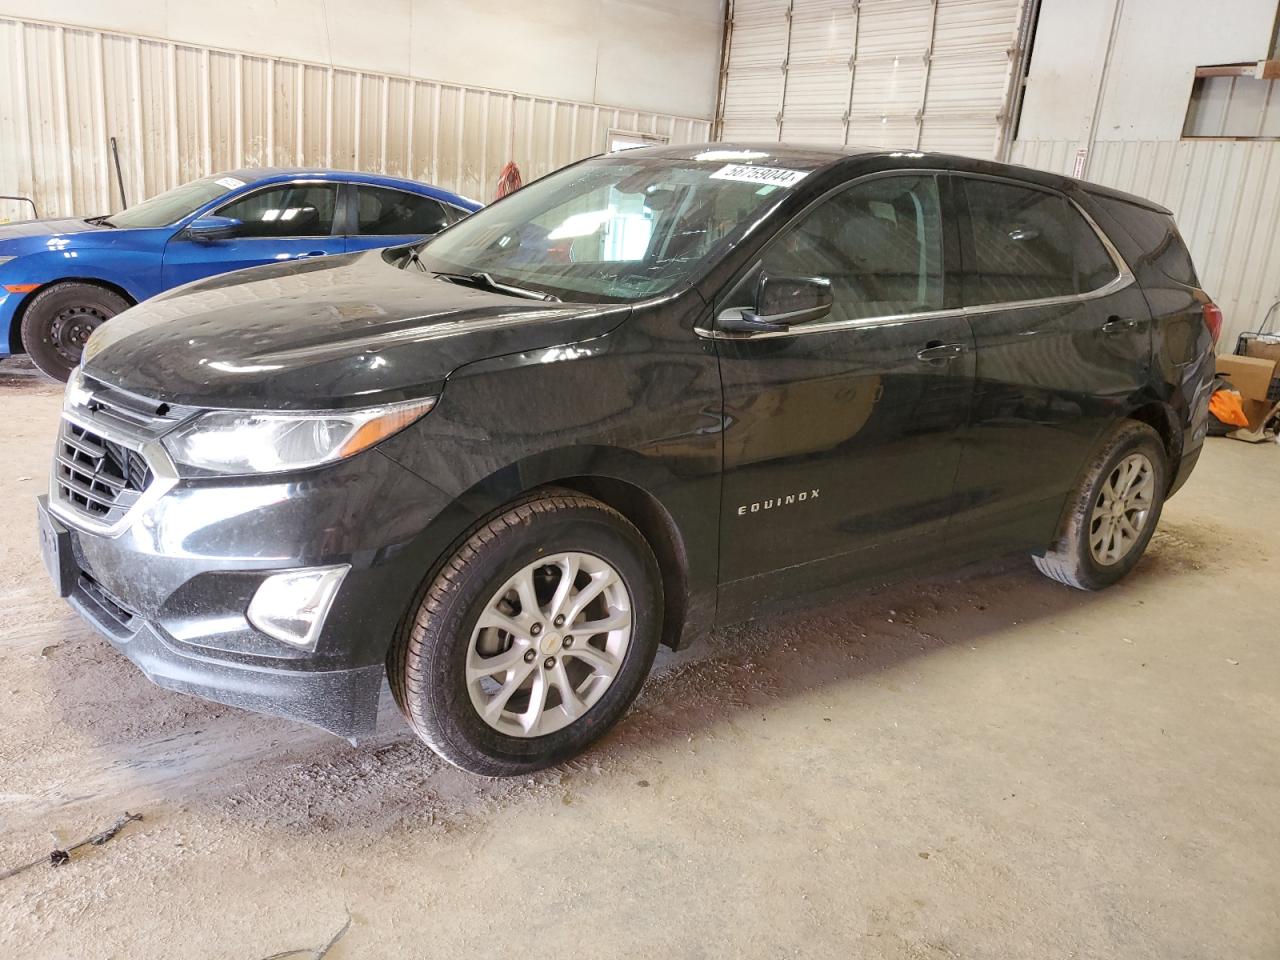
[[389, 489, 663, 776], [21, 282, 130, 381], [1033, 421, 1168, 590]]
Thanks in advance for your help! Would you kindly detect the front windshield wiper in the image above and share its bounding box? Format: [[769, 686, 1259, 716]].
[[433, 270, 560, 302], [84, 215, 117, 228]]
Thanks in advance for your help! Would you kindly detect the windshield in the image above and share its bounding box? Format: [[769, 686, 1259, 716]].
[[106, 176, 241, 228], [412, 156, 805, 303]]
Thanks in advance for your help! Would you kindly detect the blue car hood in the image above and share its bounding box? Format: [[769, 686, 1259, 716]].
[[0, 217, 110, 254]]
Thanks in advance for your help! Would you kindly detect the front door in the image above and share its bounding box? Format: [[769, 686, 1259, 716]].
[[714, 173, 975, 620], [946, 175, 1154, 556], [162, 181, 344, 288]]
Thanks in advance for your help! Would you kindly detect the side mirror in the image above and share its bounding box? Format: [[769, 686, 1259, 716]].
[[718, 274, 833, 335], [186, 215, 242, 242]]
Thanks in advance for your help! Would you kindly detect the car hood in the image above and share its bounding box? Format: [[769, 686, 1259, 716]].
[[0, 217, 112, 253], [83, 250, 628, 410]]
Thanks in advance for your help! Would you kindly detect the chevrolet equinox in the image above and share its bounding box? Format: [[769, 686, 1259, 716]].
[[37, 144, 1217, 775]]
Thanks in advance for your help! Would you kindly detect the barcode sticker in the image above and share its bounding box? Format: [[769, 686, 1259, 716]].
[[709, 164, 809, 188], [215, 176, 246, 189]]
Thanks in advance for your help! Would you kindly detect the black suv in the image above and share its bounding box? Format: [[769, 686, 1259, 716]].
[[36, 144, 1217, 775]]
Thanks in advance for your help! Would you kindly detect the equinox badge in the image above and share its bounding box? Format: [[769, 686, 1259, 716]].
[[737, 489, 820, 516]]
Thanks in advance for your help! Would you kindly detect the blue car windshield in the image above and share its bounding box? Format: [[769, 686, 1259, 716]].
[[410, 155, 801, 303], [105, 176, 239, 229]]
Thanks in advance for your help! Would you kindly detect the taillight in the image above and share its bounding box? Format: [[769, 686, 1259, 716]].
[[1203, 303, 1223, 344]]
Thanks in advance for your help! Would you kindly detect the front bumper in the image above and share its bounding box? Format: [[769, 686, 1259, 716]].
[[66, 558, 385, 738], [39, 411, 452, 738]]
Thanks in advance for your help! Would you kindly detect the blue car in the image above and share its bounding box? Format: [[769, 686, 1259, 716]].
[[0, 169, 481, 379]]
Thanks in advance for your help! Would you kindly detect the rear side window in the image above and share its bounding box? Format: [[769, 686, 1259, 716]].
[[356, 186, 451, 235], [1094, 197, 1198, 286], [961, 178, 1118, 305]]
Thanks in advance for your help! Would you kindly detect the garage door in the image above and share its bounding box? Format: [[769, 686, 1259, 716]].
[[718, 0, 1027, 158]]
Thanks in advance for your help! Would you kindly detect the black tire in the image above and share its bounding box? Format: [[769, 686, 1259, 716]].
[[389, 488, 663, 776], [20, 282, 130, 382], [1033, 421, 1168, 590]]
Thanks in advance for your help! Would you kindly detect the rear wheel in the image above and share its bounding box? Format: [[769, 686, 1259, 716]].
[[21, 282, 130, 382], [1033, 421, 1168, 590], [389, 489, 663, 776]]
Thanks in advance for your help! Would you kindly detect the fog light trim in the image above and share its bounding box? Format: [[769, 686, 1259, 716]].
[[247, 564, 350, 650]]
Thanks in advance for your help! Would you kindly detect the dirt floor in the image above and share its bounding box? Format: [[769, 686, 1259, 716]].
[[0, 364, 1277, 959]]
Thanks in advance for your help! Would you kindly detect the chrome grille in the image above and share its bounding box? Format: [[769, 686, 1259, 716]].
[[55, 420, 153, 523]]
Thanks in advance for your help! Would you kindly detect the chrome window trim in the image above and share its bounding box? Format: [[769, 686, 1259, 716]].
[[695, 169, 1135, 342], [48, 408, 179, 539]]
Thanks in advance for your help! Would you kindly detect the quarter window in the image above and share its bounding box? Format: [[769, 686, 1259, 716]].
[[216, 184, 338, 238], [761, 174, 945, 322], [961, 179, 1117, 305], [356, 186, 452, 235]]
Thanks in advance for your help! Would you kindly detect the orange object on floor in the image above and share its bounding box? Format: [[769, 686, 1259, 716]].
[[1209, 388, 1250, 427]]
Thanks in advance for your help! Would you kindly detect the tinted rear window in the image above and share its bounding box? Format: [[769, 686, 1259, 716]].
[[961, 178, 1117, 305], [1094, 196, 1198, 286]]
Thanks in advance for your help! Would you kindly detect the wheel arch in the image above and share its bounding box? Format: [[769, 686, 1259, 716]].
[[1123, 400, 1181, 486], [9, 277, 138, 354], [396, 445, 703, 653]]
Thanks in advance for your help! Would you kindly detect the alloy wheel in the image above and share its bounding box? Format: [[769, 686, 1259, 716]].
[[1089, 452, 1155, 566], [466, 552, 633, 738]]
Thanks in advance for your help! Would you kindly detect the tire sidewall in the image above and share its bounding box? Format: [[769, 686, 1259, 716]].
[[1070, 427, 1168, 587], [412, 506, 662, 772], [21, 283, 128, 382]]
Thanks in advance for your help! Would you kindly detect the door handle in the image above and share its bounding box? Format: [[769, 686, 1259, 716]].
[[916, 341, 967, 364], [1101, 316, 1137, 334]]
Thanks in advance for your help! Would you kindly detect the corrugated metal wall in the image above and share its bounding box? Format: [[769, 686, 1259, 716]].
[[718, 0, 1025, 157], [1011, 139, 1280, 349], [0, 16, 713, 222]]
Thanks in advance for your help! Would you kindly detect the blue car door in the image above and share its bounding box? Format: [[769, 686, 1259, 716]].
[[162, 181, 345, 288], [344, 184, 455, 253]]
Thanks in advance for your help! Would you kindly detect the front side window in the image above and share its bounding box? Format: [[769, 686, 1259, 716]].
[[962, 178, 1117, 305], [216, 183, 338, 238], [760, 174, 945, 322], [412, 156, 801, 303], [356, 186, 451, 235]]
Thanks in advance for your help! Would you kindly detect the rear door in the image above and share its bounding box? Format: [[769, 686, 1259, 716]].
[[947, 174, 1152, 555], [345, 185, 455, 252], [162, 181, 343, 287], [714, 172, 976, 619]]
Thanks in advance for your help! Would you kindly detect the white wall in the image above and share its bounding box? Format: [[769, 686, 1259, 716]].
[[1012, 0, 1280, 349], [1018, 0, 1277, 142], [0, 0, 724, 119], [0, 15, 714, 220]]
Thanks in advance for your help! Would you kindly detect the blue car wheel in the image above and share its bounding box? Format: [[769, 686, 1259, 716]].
[[20, 282, 131, 382]]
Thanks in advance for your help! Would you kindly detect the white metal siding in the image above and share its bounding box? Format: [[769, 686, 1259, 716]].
[[720, 0, 1024, 157], [1011, 139, 1280, 350], [0, 16, 712, 221]]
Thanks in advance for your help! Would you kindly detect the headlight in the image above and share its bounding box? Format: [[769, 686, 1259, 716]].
[[163, 397, 437, 474], [0, 256, 16, 267]]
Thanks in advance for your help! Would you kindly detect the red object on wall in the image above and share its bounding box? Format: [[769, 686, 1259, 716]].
[[496, 162, 523, 200]]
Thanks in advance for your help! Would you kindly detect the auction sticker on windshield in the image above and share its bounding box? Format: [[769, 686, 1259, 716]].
[[709, 164, 809, 188]]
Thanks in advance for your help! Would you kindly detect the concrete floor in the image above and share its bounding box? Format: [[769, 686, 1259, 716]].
[[0, 371, 1277, 959]]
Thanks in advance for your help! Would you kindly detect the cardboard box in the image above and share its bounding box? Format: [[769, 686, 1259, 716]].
[[1242, 335, 1280, 366], [1217, 354, 1277, 402]]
